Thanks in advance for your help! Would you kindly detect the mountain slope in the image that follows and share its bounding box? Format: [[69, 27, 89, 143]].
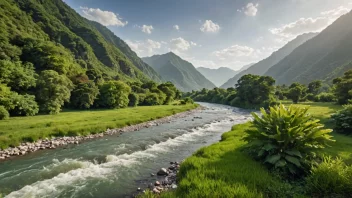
[[221, 33, 317, 88], [0, 0, 160, 82], [265, 11, 352, 85], [197, 67, 238, 87], [142, 52, 216, 92]]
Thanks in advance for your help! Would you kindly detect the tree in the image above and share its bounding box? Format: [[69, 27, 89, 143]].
[[333, 70, 352, 104], [158, 82, 177, 104], [0, 60, 37, 93], [142, 93, 160, 106], [96, 81, 131, 108], [70, 81, 99, 109], [128, 93, 139, 107], [36, 70, 74, 114], [287, 82, 307, 103], [7, 93, 39, 116], [308, 80, 322, 95], [234, 74, 276, 108]]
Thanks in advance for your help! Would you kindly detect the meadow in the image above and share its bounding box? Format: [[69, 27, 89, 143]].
[[152, 102, 352, 197], [0, 104, 198, 149]]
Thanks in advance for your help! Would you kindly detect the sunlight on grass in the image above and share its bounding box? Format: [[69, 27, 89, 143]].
[[0, 104, 198, 149]]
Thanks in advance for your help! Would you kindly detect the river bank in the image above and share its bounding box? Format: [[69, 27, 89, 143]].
[[0, 105, 201, 161]]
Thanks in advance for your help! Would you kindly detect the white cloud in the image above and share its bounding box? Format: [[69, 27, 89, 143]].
[[173, 25, 180, 30], [213, 45, 254, 60], [126, 39, 162, 57], [238, 3, 259, 16], [169, 37, 191, 51], [270, 6, 350, 38], [200, 20, 220, 33], [141, 25, 154, 34], [190, 41, 197, 46], [80, 7, 128, 27]]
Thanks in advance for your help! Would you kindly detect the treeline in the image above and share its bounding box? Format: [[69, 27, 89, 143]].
[[0, 60, 183, 119], [185, 70, 352, 108]]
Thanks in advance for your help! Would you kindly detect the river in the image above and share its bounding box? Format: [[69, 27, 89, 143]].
[[0, 103, 252, 198]]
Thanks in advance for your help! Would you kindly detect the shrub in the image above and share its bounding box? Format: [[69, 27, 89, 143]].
[[70, 81, 99, 109], [0, 106, 9, 120], [331, 104, 352, 134], [314, 92, 336, 102], [142, 93, 160, 106], [128, 93, 139, 107], [96, 81, 131, 108], [305, 157, 352, 197], [244, 104, 334, 177], [8, 93, 39, 116], [180, 97, 194, 105]]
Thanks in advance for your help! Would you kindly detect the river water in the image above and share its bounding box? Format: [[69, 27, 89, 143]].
[[0, 103, 252, 198]]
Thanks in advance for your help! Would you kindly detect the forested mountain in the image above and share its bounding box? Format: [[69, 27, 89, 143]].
[[265, 11, 352, 85], [0, 0, 160, 82], [220, 33, 317, 88], [142, 52, 216, 92], [197, 67, 239, 87]]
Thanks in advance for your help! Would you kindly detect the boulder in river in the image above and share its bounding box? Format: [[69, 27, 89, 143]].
[[157, 168, 168, 176]]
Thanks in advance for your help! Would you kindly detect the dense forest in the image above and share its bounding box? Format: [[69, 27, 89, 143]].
[[0, 0, 192, 120]]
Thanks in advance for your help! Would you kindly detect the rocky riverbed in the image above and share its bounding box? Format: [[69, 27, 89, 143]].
[[0, 107, 202, 161], [134, 161, 182, 197]]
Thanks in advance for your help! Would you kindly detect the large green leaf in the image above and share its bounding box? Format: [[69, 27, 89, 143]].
[[285, 150, 302, 158], [265, 154, 281, 164], [285, 155, 302, 167]]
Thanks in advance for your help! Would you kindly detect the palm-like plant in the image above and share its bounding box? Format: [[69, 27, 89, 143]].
[[244, 104, 334, 176]]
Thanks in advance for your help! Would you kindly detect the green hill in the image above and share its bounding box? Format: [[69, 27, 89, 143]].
[[221, 33, 317, 88], [142, 52, 216, 92], [0, 0, 160, 82], [197, 67, 239, 87], [265, 11, 352, 85]]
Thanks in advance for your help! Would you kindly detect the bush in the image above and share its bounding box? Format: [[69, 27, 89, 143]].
[[0, 106, 9, 120], [70, 81, 99, 109], [244, 104, 334, 177], [96, 81, 131, 108], [180, 97, 194, 105], [314, 92, 336, 102], [8, 93, 39, 116], [142, 93, 160, 106], [128, 93, 139, 107], [305, 157, 352, 197], [331, 104, 352, 134]]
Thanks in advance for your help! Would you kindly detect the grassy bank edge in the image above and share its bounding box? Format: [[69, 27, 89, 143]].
[[0, 104, 199, 149]]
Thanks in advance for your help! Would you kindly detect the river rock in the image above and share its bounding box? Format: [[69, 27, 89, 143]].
[[154, 181, 161, 186], [152, 188, 160, 194], [157, 168, 168, 176]]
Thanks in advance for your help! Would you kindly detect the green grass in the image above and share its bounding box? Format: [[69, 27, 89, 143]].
[[145, 102, 352, 198], [158, 123, 298, 198], [0, 104, 198, 149]]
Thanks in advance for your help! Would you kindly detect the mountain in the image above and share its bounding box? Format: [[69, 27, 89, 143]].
[[142, 52, 216, 92], [197, 67, 238, 87], [265, 11, 352, 85], [220, 33, 318, 88], [0, 0, 161, 82]]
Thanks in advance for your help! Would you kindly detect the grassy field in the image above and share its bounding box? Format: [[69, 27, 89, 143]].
[[152, 102, 352, 197], [0, 104, 198, 149]]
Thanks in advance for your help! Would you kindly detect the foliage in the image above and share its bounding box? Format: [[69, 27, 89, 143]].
[[36, 70, 74, 114], [142, 93, 160, 106], [0, 106, 9, 120], [333, 70, 352, 105], [128, 93, 139, 107], [331, 104, 352, 134], [307, 80, 322, 95], [305, 157, 352, 197], [180, 97, 194, 105], [244, 104, 334, 176], [314, 92, 336, 102], [96, 81, 131, 108], [70, 81, 99, 109], [7, 93, 39, 116], [165, 123, 298, 198], [287, 82, 307, 104]]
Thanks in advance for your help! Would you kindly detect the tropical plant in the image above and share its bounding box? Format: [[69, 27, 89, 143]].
[[244, 104, 334, 176], [331, 104, 352, 134], [0, 106, 9, 120], [333, 70, 352, 105], [305, 157, 352, 197]]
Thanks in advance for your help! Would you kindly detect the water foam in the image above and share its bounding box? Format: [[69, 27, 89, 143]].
[[5, 118, 236, 198]]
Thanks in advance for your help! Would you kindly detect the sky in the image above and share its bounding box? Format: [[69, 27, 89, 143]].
[[64, 0, 352, 71]]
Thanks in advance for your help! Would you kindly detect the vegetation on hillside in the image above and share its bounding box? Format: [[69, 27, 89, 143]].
[[142, 52, 216, 92], [264, 10, 352, 85]]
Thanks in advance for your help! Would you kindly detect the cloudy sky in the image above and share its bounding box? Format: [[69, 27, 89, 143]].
[[65, 0, 352, 70]]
